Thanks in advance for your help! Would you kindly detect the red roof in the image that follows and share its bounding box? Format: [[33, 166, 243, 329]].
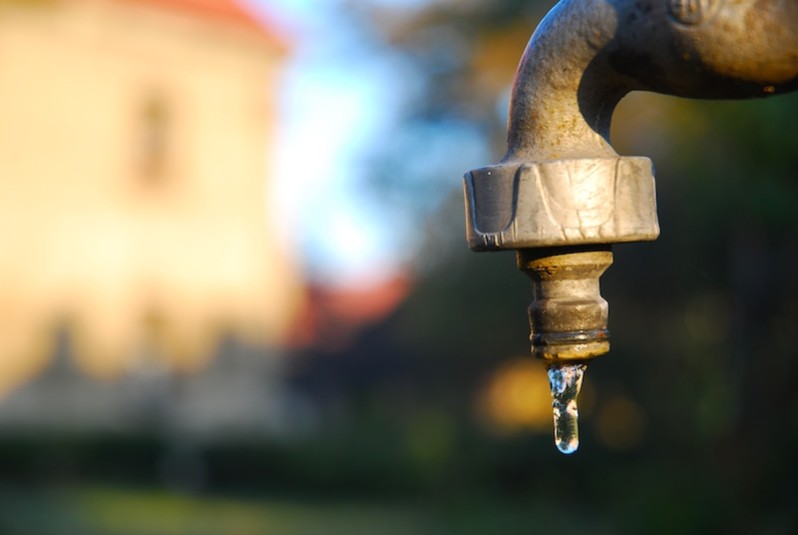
[[117, 0, 289, 48], [287, 275, 414, 351]]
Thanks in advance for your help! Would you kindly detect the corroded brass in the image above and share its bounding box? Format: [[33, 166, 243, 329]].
[[505, 0, 798, 163], [518, 246, 612, 361], [465, 157, 658, 251], [464, 0, 798, 363]]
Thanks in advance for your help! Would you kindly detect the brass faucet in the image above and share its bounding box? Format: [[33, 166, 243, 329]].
[[463, 0, 798, 452]]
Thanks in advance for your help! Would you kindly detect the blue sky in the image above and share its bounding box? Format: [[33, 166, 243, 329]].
[[248, 0, 421, 287], [248, 0, 491, 287]]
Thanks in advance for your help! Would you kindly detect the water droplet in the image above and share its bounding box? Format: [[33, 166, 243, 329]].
[[547, 363, 587, 455]]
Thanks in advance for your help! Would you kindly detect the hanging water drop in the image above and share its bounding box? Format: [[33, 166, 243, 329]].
[[547, 363, 587, 455]]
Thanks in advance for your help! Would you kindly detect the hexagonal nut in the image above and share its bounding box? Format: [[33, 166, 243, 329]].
[[463, 157, 660, 250]]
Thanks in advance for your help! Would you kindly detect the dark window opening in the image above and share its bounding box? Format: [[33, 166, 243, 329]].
[[137, 93, 171, 185]]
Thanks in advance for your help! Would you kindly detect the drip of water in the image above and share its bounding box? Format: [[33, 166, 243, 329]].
[[547, 363, 587, 455]]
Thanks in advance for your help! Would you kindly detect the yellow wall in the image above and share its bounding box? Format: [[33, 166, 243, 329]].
[[0, 0, 304, 392]]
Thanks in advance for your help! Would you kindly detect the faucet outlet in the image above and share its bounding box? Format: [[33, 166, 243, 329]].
[[517, 246, 612, 362]]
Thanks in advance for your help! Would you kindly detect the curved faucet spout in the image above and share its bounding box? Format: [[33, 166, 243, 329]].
[[505, 0, 798, 162], [463, 0, 798, 453]]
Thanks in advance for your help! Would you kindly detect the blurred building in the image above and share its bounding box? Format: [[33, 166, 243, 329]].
[[0, 0, 307, 435]]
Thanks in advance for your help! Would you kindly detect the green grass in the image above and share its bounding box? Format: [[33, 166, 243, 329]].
[[0, 482, 617, 535], [0, 486, 440, 535]]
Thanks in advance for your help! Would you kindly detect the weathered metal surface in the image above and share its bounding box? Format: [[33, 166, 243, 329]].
[[464, 157, 658, 251], [464, 0, 798, 363], [504, 0, 798, 164], [518, 246, 612, 361]]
